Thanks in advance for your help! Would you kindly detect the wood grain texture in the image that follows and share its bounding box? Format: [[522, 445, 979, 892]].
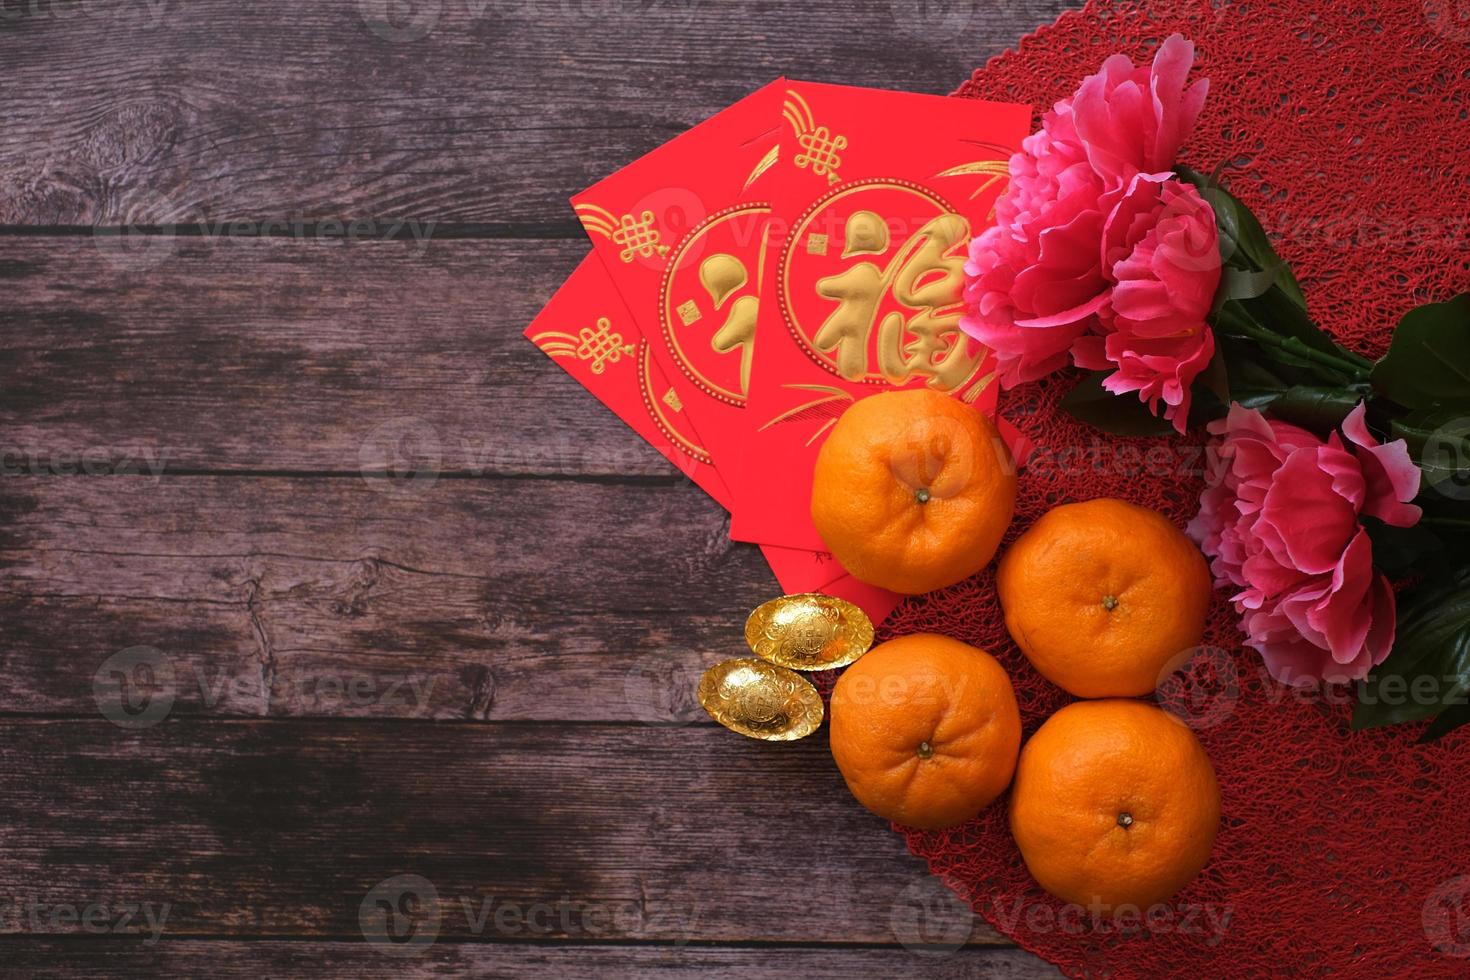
[[0, 236, 664, 476], [0, 720, 1017, 947], [0, 473, 775, 720], [5, 940, 1063, 978], [0, 0, 1074, 226], [0, 1, 1088, 972]]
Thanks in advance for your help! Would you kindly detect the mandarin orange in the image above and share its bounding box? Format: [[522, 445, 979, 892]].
[[1009, 699, 1220, 910], [829, 633, 1021, 830], [811, 389, 1016, 595], [996, 498, 1211, 697]]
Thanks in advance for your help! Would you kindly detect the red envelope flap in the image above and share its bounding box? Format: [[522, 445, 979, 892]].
[[571, 81, 786, 476]]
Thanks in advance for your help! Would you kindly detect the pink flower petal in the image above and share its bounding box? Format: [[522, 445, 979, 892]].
[[1306, 529, 1376, 663], [1015, 291, 1111, 329], [962, 35, 1210, 398], [1257, 448, 1358, 574], [1340, 402, 1423, 527], [1190, 403, 1406, 685]]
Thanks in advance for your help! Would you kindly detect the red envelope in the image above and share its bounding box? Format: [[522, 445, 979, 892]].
[[526, 254, 729, 504], [729, 81, 1033, 551], [525, 254, 900, 622], [571, 80, 784, 482]]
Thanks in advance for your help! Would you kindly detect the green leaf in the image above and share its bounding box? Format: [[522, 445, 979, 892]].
[[1060, 371, 1175, 437], [1212, 296, 1367, 384], [1371, 293, 1470, 410], [1390, 408, 1468, 458], [1218, 336, 1291, 390], [1238, 385, 1367, 432], [1176, 165, 1309, 311], [1184, 386, 1229, 429], [1233, 289, 1348, 362], [1180, 166, 1372, 385], [1354, 570, 1470, 731], [1059, 370, 1227, 436], [1388, 408, 1470, 501], [1217, 265, 1281, 304], [1362, 516, 1444, 578], [1198, 344, 1231, 406], [1355, 641, 1470, 730], [1219, 333, 1369, 435], [1418, 699, 1470, 742]]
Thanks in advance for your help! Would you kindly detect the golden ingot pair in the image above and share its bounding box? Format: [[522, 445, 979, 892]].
[[698, 593, 875, 741]]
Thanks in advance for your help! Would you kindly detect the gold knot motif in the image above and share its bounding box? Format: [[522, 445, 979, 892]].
[[794, 126, 847, 185], [574, 317, 635, 374], [784, 89, 847, 186], [611, 210, 669, 263]]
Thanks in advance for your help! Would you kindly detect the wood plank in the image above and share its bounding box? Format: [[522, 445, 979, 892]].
[[0, 720, 1014, 946], [5, 940, 1061, 978], [0, 0, 1075, 226], [0, 236, 669, 476], [0, 473, 784, 720]]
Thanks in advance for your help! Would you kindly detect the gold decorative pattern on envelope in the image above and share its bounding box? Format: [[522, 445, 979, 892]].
[[758, 383, 856, 447], [934, 152, 1012, 216], [777, 178, 988, 401], [784, 89, 846, 185], [657, 203, 769, 406], [743, 144, 780, 191], [575, 203, 669, 263], [637, 342, 711, 465], [531, 317, 636, 375]]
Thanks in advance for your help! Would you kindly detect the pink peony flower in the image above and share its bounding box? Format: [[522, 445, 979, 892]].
[[1074, 174, 1221, 432], [1187, 403, 1422, 685], [960, 99, 1112, 386], [1071, 34, 1210, 188], [961, 34, 1219, 428]]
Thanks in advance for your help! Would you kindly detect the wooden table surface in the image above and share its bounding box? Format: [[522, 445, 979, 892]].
[[0, 2, 1075, 975]]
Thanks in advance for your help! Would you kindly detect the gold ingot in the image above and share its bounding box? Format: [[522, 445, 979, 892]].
[[697, 658, 823, 741], [744, 593, 875, 671]]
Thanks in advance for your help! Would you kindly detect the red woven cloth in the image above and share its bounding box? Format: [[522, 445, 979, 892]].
[[880, 2, 1470, 976]]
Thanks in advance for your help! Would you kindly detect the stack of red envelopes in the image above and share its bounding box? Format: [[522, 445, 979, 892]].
[[525, 79, 1031, 626]]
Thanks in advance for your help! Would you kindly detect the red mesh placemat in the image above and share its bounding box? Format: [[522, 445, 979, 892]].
[[879, 2, 1470, 976]]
